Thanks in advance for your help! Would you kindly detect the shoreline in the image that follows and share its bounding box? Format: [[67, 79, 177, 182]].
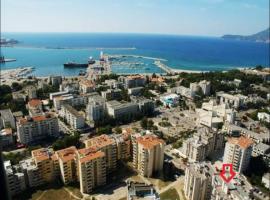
[[0, 66, 256, 80]]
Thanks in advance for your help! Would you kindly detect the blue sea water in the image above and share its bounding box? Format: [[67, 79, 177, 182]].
[[1, 33, 269, 76]]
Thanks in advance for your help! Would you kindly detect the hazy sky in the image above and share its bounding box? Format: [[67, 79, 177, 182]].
[[1, 0, 269, 36]]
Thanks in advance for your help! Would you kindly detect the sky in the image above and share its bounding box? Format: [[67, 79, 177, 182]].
[[1, 0, 269, 36]]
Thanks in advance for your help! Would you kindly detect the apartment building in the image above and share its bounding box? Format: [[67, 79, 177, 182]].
[[101, 89, 122, 100], [31, 148, 59, 182], [79, 79, 95, 94], [184, 162, 252, 200], [119, 75, 146, 88], [111, 133, 131, 160], [0, 128, 14, 147], [60, 104, 85, 129], [223, 136, 253, 173], [106, 100, 139, 120], [25, 85, 37, 99], [0, 109, 16, 129], [196, 100, 236, 128], [17, 113, 59, 144], [131, 96, 155, 115], [84, 134, 117, 173], [184, 162, 212, 200], [55, 146, 77, 184], [49, 76, 62, 87], [76, 147, 106, 194], [198, 80, 211, 96], [180, 128, 224, 162], [216, 92, 247, 109], [4, 160, 26, 197], [27, 99, 43, 116], [127, 87, 143, 96], [19, 158, 45, 188], [86, 101, 104, 122], [104, 79, 122, 89], [133, 135, 165, 177]]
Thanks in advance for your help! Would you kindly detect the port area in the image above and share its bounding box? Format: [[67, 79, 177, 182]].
[[86, 54, 111, 80], [0, 67, 34, 84], [154, 60, 175, 74]]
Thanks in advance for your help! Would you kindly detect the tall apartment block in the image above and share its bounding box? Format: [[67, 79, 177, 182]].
[[84, 134, 117, 173], [55, 146, 77, 184], [76, 147, 106, 194], [133, 135, 165, 177], [184, 162, 213, 200], [223, 136, 253, 173], [31, 148, 59, 182]]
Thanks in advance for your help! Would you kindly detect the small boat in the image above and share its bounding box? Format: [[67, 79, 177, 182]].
[[79, 70, 86, 76], [88, 57, 95, 65]]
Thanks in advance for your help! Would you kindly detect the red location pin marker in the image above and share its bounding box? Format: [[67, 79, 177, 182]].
[[219, 163, 236, 183]]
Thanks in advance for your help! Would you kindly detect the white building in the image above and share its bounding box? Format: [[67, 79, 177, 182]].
[[223, 136, 253, 173], [128, 87, 143, 96], [217, 92, 247, 109], [184, 162, 253, 200], [127, 181, 160, 200], [79, 79, 95, 94], [49, 76, 62, 86], [4, 160, 26, 197], [119, 75, 146, 88], [198, 80, 211, 96], [86, 101, 104, 122], [19, 158, 45, 188], [252, 142, 270, 157], [180, 127, 224, 162], [17, 114, 59, 144], [106, 100, 139, 120], [258, 112, 270, 123], [101, 89, 121, 100], [167, 86, 193, 99], [49, 90, 69, 100], [60, 104, 85, 129], [262, 173, 270, 189], [0, 109, 16, 129], [196, 100, 236, 128], [104, 79, 122, 89], [160, 93, 179, 108], [184, 162, 212, 200]]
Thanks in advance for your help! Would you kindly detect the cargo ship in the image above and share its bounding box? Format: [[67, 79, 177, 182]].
[[64, 62, 88, 68], [63, 57, 95, 68], [0, 56, 16, 63]]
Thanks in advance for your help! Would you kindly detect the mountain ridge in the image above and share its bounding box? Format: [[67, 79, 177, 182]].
[[222, 28, 270, 43]]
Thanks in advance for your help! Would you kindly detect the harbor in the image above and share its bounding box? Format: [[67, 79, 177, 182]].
[[0, 67, 34, 84]]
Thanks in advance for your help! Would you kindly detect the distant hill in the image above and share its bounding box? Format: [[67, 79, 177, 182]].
[[222, 28, 270, 43]]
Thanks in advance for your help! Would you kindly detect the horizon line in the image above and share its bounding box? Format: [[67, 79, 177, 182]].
[[1, 31, 222, 38]]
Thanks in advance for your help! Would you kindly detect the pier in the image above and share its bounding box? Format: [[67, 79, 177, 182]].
[[154, 60, 175, 74]]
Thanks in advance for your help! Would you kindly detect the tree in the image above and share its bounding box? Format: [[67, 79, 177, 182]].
[[255, 65, 263, 71], [96, 125, 112, 135], [114, 126, 122, 134], [11, 82, 22, 91], [140, 117, 148, 129], [52, 133, 81, 151]]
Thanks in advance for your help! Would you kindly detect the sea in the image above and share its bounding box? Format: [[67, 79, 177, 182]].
[[1, 33, 269, 76]]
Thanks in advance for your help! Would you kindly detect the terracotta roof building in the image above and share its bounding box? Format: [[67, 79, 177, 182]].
[[223, 136, 253, 173], [133, 134, 165, 177]]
